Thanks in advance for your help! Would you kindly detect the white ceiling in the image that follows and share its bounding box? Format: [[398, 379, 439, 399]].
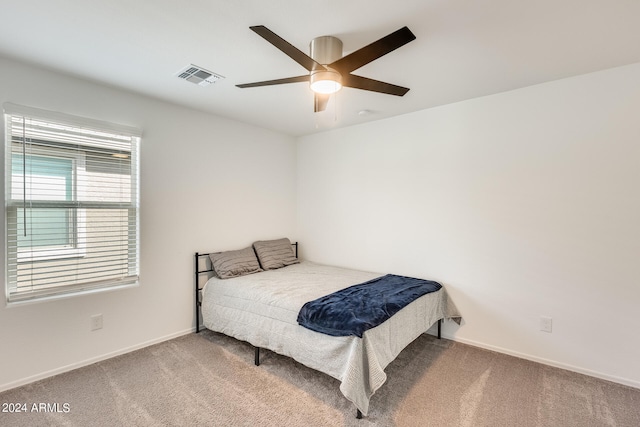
[[1, 0, 639, 137]]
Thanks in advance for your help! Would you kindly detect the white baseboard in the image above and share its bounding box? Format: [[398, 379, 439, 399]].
[[3, 327, 638, 394], [0, 327, 195, 393], [443, 333, 640, 390]]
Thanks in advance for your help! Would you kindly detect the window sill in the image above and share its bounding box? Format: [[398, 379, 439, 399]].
[[6, 278, 139, 307]]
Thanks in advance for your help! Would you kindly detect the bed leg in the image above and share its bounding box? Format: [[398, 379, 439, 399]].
[[356, 409, 362, 419], [254, 347, 260, 366], [195, 252, 200, 334], [438, 319, 442, 339]]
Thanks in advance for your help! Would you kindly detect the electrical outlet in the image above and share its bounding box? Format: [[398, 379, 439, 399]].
[[91, 314, 103, 331], [540, 316, 552, 333]]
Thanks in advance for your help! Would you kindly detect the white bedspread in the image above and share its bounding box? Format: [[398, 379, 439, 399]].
[[201, 261, 460, 415]]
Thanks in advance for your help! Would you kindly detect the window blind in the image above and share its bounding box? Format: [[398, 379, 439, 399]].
[[4, 103, 141, 303]]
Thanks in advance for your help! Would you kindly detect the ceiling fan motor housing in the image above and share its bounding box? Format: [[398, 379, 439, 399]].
[[309, 36, 343, 64], [309, 36, 344, 93]]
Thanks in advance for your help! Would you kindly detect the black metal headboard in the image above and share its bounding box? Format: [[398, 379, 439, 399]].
[[194, 242, 298, 333]]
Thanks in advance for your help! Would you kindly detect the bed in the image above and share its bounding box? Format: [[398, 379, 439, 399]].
[[194, 239, 461, 417]]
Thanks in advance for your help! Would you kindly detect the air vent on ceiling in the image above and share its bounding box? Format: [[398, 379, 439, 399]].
[[175, 64, 224, 86]]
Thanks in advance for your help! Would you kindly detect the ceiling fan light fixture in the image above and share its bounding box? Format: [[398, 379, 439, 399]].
[[310, 69, 342, 94]]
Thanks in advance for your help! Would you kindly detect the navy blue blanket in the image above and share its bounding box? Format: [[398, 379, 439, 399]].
[[297, 274, 442, 338]]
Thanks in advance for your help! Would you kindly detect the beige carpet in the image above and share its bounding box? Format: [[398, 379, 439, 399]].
[[1, 330, 639, 426]]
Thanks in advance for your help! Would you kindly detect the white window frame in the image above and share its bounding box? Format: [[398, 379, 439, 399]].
[[4, 103, 141, 304]]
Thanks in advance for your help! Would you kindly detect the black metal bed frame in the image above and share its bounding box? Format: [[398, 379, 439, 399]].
[[193, 241, 442, 419]]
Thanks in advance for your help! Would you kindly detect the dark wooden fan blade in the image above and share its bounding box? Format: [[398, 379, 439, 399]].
[[236, 75, 310, 88], [314, 93, 330, 112], [250, 25, 325, 72], [330, 26, 416, 74], [342, 74, 410, 96]]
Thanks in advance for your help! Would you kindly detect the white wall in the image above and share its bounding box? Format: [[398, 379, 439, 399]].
[[297, 62, 640, 388], [0, 56, 297, 390]]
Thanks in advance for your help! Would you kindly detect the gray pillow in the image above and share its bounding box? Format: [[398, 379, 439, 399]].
[[253, 238, 299, 270], [209, 246, 263, 279]]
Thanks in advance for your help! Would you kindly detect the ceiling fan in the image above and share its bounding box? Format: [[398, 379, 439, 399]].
[[237, 25, 416, 112]]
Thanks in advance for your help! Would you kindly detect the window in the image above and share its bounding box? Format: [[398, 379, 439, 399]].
[[4, 103, 140, 303], [12, 151, 82, 260]]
